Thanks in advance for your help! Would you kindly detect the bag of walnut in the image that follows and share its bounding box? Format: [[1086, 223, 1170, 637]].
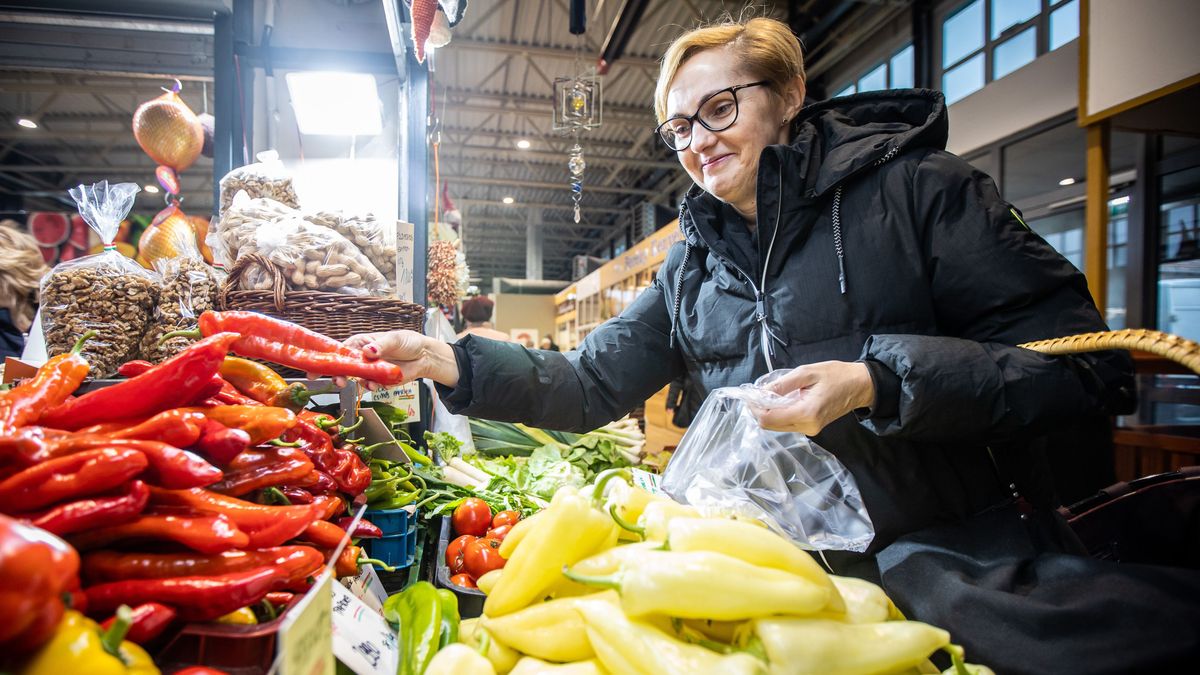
[[139, 242, 221, 364], [218, 160, 299, 217], [40, 181, 158, 378]]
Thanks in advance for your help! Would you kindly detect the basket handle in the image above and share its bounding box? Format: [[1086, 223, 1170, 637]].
[[219, 252, 288, 313], [1019, 328, 1200, 375]]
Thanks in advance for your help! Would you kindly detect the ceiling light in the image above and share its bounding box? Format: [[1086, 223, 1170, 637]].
[[516, 139, 532, 150], [1058, 177, 1076, 186], [143, 184, 160, 194], [16, 118, 37, 129], [502, 196, 515, 204], [1110, 195, 1130, 206], [285, 72, 383, 136]]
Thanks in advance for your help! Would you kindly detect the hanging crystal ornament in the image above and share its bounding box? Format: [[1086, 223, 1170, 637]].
[[552, 8, 602, 226], [568, 143, 586, 223]]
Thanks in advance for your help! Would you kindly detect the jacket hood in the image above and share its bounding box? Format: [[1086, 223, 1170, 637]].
[[680, 88, 948, 246]]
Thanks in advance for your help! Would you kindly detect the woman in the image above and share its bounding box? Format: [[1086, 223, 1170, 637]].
[[340, 17, 1199, 672], [0, 222, 47, 360], [455, 295, 510, 342]]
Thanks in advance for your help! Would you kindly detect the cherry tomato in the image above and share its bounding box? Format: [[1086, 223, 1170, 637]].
[[464, 537, 506, 578], [492, 510, 521, 529], [452, 498, 493, 537], [485, 524, 513, 543], [446, 534, 476, 575], [450, 573, 477, 589]]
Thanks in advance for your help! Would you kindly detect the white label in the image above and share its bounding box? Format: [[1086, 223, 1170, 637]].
[[394, 220, 415, 303], [331, 576, 400, 675], [369, 382, 421, 423], [277, 570, 335, 675], [631, 468, 663, 495], [347, 564, 388, 613]]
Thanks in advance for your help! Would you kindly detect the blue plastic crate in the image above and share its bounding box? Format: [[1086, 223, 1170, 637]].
[[364, 506, 417, 537], [363, 520, 418, 569]]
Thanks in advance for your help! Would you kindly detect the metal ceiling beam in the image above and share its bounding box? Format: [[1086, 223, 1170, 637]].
[[458, 198, 628, 216], [446, 145, 676, 171], [442, 86, 650, 120], [449, 37, 659, 69], [440, 126, 640, 153], [445, 174, 655, 196]]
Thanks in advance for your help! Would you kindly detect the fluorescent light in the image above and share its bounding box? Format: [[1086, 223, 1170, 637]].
[[143, 184, 160, 194], [256, 149, 280, 163], [285, 71, 382, 136], [516, 139, 532, 149], [502, 196, 515, 204], [1058, 177, 1076, 186], [1110, 195, 1130, 206], [16, 118, 37, 129]]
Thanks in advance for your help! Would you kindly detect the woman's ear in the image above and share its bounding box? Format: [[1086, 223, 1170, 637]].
[[785, 75, 806, 121]]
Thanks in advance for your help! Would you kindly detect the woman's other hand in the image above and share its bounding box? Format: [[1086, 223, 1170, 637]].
[[755, 361, 876, 436], [307, 330, 460, 389]]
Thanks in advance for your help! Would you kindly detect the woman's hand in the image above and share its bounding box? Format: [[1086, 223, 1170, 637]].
[[754, 361, 876, 436], [308, 330, 460, 389]]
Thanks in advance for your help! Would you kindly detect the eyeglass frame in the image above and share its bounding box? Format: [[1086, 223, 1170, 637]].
[[655, 80, 771, 151]]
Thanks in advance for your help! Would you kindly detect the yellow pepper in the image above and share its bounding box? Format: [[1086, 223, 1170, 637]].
[[476, 569, 503, 595], [215, 607, 258, 625], [498, 510, 547, 559], [675, 618, 746, 643], [424, 643, 496, 675], [509, 657, 610, 675], [485, 487, 618, 617], [21, 608, 159, 675], [808, 576, 891, 624], [665, 517, 844, 612], [575, 596, 763, 675], [460, 618, 519, 674], [590, 470, 669, 541], [481, 594, 602, 662], [563, 548, 829, 620], [634, 499, 700, 541], [752, 617, 950, 675]]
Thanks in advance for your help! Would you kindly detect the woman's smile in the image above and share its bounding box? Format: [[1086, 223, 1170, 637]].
[[702, 153, 733, 171]]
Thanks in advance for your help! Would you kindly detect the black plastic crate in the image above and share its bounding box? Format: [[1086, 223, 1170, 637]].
[[433, 516, 487, 618]]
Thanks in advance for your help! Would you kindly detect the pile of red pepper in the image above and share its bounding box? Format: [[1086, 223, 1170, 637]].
[[0, 313, 397, 658]]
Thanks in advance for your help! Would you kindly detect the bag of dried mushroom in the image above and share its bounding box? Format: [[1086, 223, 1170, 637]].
[[252, 214, 390, 296], [303, 211, 397, 291], [139, 232, 221, 363], [218, 160, 300, 216], [40, 181, 158, 378]]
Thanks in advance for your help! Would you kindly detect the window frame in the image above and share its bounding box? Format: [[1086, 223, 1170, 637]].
[[831, 42, 916, 98]]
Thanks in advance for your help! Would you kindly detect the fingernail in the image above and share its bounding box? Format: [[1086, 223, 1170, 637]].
[[366, 344, 380, 355]]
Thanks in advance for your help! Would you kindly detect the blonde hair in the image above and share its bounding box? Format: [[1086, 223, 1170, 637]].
[[0, 222, 49, 333], [655, 16, 806, 123]]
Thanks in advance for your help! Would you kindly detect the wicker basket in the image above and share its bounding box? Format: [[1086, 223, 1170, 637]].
[[218, 253, 424, 375]]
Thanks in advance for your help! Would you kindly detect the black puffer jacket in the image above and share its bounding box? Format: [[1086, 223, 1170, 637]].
[[441, 89, 1135, 556]]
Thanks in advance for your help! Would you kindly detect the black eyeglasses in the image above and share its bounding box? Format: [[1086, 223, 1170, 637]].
[[656, 80, 770, 151]]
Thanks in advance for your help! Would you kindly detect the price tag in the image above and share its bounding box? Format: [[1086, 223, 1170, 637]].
[[331, 576, 400, 675], [347, 564, 388, 613], [631, 468, 663, 495], [277, 569, 335, 675], [369, 382, 421, 423]]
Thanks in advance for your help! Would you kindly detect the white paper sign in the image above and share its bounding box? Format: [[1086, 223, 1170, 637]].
[[632, 468, 663, 495], [347, 563, 388, 613], [369, 382, 421, 423], [331, 576, 400, 675], [394, 220, 415, 303], [277, 570, 335, 675]]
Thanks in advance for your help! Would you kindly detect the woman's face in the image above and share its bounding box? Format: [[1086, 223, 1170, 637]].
[[665, 47, 803, 214]]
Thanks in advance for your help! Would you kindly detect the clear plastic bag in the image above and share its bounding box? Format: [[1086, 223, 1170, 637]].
[[40, 181, 159, 378], [218, 160, 299, 216], [304, 210, 397, 290], [254, 215, 390, 296], [660, 369, 875, 552], [140, 256, 220, 363]]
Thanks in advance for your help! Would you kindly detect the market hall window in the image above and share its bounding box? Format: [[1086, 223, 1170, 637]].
[[831, 44, 915, 96], [940, 0, 1081, 104]]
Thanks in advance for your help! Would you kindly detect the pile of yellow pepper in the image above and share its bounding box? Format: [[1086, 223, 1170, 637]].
[[423, 470, 994, 675]]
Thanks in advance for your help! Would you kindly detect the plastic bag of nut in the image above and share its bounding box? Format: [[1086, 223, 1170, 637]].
[[303, 210, 397, 291], [253, 214, 390, 296], [139, 252, 221, 363], [217, 160, 300, 216], [40, 181, 159, 378]]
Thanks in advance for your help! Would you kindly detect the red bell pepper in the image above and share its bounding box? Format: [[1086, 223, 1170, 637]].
[[0, 514, 80, 656], [296, 469, 338, 494], [19, 480, 149, 536], [100, 602, 176, 645], [83, 545, 324, 587], [78, 409, 208, 449], [68, 512, 250, 554], [39, 332, 241, 430], [285, 418, 370, 496], [337, 516, 382, 539], [0, 447, 147, 512], [148, 487, 323, 549], [193, 419, 252, 466], [84, 565, 292, 622], [0, 331, 94, 432], [208, 446, 314, 497]]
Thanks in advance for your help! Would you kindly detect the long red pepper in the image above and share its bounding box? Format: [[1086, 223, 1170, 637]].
[[84, 566, 291, 622], [310, 494, 347, 519], [277, 486, 314, 504], [296, 469, 338, 494], [100, 602, 176, 645], [286, 418, 369, 495], [300, 519, 348, 549], [20, 480, 149, 536], [17, 436, 222, 490], [179, 405, 297, 445], [208, 446, 314, 497], [78, 409, 208, 449], [83, 546, 324, 586], [148, 487, 323, 548], [69, 512, 249, 554], [0, 331, 94, 432], [336, 516, 382, 539], [193, 419, 253, 466], [0, 447, 147, 512], [199, 311, 361, 358], [39, 332, 241, 430]]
